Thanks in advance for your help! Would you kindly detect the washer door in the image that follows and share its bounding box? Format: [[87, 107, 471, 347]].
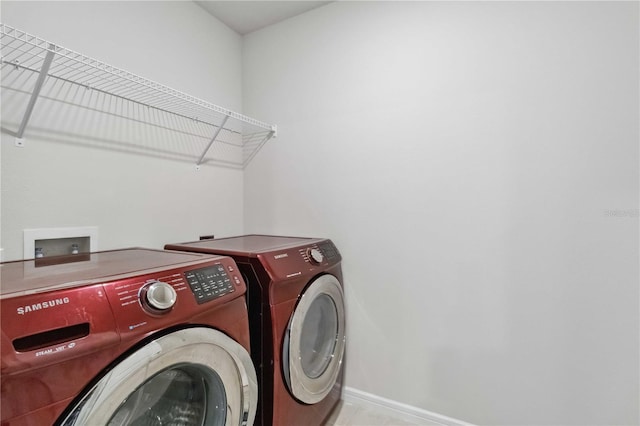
[[283, 274, 346, 404], [60, 327, 257, 426]]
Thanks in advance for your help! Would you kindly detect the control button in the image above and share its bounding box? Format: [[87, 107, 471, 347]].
[[307, 248, 324, 265], [184, 264, 236, 304], [143, 281, 177, 312]]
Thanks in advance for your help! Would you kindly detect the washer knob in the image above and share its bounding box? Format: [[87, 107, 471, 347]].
[[307, 248, 324, 265], [144, 281, 177, 312]]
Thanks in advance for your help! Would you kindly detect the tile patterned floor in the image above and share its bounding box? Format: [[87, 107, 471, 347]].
[[325, 400, 427, 426]]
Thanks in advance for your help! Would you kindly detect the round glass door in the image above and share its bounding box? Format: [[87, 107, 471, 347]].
[[60, 328, 257, 426], [283, 274, 345, 404], [107, 364, 226, 426], [299, 294, 338, 379]]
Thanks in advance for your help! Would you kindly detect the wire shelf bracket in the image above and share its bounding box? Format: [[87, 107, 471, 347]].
[[0, 23, 276, 169], [15, 43, 55, 141]]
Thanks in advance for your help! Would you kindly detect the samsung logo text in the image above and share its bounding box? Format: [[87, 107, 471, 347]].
[[17, 297, 70, 315]]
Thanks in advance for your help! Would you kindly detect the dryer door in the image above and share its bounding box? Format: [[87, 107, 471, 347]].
[[59, 327, 257, 426], [283, 274, 346, 404]]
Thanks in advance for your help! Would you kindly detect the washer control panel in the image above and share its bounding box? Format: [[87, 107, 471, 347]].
[[185, 264, 236, 304], [140, 280, 178, 313], [102, 256, 245, 339]]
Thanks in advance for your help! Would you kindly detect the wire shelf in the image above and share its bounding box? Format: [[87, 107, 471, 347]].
[[0, 23, 276, 168]]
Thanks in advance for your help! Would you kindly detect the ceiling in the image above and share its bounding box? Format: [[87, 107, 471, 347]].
[[195, 1, 332, 35]]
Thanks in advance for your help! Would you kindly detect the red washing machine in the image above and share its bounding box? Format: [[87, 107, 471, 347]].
[[165, 235, 346, 426], [1, 248, 258, 426]]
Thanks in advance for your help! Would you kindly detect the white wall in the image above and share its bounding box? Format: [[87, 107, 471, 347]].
[[1, 1, 244, 261], [243, 2, 639, 425]]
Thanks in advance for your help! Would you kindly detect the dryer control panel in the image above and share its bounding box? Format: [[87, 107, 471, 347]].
[[304, 241, 340, 264], [261, 240, 342, 281]]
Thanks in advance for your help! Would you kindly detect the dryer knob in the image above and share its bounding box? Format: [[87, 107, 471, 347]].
[[307, 248, 324, 265], [144, 281, 177, 312]]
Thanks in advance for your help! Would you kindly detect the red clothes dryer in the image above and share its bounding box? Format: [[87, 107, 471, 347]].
[[165, 235, 346, 426], [1, 248, 257, 426]]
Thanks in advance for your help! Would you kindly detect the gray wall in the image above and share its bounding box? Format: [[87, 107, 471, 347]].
[[1, 1, 244, 261], [243, 2, 639, 424]]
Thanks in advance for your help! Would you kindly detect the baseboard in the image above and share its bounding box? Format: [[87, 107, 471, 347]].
[[342, 386, 474, 426]]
